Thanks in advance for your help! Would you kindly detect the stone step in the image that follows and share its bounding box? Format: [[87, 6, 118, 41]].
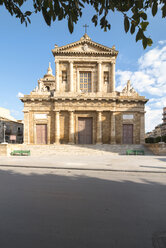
[[7, 144, 152, 156]]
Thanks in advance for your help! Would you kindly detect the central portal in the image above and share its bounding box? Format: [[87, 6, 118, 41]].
[[78, 117, 93, 144]]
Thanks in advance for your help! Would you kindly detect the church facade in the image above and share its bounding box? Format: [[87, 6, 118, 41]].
[[20, 34, 148, 145]]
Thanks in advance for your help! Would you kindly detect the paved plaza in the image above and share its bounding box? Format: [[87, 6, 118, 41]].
[[0, 153, 166, 173], [0, 155, 166, 247]]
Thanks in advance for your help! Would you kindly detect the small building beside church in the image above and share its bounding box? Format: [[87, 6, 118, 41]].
[[0, 107, 23, 144], [20, 33, 148, 145]]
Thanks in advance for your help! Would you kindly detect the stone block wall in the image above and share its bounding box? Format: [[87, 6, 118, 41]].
[[0, 144, 7, 156], [145, 143, 166, 155]]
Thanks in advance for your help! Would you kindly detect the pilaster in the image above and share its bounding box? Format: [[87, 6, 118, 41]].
[[97, 61, 102, 92], [55, 111, 60, 144], [69, 61, 74, 92], [96, 111, 102, 144], [69, 111, 74, 144], [111, 61, 115, 92], [23, 111, 29, 144], [140, 112, 145, 144], [55, 60, 59, 91], [110, 112, 116, 144]]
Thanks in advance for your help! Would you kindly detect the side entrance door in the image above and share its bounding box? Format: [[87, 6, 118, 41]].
[[78, 118, 93, 144], [36, 124, 47, 144], [123, 124, 133, 144]]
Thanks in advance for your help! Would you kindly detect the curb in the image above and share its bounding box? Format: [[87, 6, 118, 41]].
[[0, 164, 166, 174]]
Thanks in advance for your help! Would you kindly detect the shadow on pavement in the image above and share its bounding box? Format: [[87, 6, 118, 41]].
[[0, 168, 165, 248]]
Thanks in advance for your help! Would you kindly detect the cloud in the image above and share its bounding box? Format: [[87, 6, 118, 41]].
[[158, 40, 166, 45], [11, 109, 20, 116], [116, 42, 166, 132], [145, 106, 163, 132], [17, 92, 24, 97]]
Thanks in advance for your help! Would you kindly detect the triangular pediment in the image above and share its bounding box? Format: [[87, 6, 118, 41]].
[[52, 34, 118, 56]]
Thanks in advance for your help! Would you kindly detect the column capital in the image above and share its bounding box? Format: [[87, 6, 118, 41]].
[[111, 61, 115, 64], [69, 60, 74, 64], [54, 59, 59, 63], [97, 61, 102, 64]]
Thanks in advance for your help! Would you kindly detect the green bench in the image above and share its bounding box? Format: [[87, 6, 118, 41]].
[[10, 150, 30, 156], [126, 149, 144, 155]]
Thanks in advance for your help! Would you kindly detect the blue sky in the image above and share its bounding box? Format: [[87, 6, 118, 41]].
[[0, 4, 166, 131]]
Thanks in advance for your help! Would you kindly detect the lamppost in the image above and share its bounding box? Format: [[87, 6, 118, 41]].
[[3, 124, 6, 143]]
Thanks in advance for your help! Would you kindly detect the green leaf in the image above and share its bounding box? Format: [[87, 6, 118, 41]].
[[136, 29, 143, 42], [124, 16, 129, 33], [68, 16, 74, 33], [152, 1, 158, 16], [140, 21, 149, 31], [27, 17, 31, 23], [42, 7, 51, 26], [161, 4, 166, 18], [25, 11, 32, 16], [92, 14, 98, 26], [140, 12, 147, 20], [142, 37, 148, 49], [130, 23, 135, 34], [99, 7, 103, 15], [147, 38, 153, 46]]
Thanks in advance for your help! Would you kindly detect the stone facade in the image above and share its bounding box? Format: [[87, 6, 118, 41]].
[[20, 34, 148, 145]]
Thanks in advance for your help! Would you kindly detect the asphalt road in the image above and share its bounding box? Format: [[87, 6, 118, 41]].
[[0, 167, 166, 248]]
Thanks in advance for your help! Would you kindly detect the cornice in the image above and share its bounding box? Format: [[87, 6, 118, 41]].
[[52, 39, 118, 57], [52, 51, 118, 57], [20, 95, 148, 104]]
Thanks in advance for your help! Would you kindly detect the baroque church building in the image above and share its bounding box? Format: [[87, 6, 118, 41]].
[[20, 33, 148, 145]]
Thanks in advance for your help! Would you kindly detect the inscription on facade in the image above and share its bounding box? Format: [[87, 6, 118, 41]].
[[35, 114, 47, 119], [123, 114, 134, 120]]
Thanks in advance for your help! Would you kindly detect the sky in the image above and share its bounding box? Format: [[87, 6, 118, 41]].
[[0, 4, 166, 132]]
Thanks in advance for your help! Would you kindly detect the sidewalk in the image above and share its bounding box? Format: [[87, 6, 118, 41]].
[[0, 154, 166, 173]]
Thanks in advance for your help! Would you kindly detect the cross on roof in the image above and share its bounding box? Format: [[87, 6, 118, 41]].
[[83, 24, 89, 34]]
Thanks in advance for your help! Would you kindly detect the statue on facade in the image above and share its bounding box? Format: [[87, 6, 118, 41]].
[[121, 80, 138, 96]]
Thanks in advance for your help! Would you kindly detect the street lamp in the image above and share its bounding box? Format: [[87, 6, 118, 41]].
[[3, 124, 6, 143]]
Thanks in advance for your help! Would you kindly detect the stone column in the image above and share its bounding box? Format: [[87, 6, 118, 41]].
[[97, 62, 102, 92], [55, 60, 59, 91], [47, 114, 51, 144], [69, 111, 74, 144], [55, 111, 60, 144], [110, 112, 116, 144], [69, 61, 74, 92], [96, 111, 102, 144], [110, 61, 115, 92], [140, 112, 145, 144], [23, 111, 29, 144]]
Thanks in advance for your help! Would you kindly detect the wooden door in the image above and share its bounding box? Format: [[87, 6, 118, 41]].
[[123, 124, 133, 144], [78, 118, 93, 144], [36, 124, 47, 144]]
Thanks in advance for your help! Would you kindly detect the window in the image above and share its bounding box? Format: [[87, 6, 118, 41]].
[[104, 71, 109, 84], [46, 86, 50, 91], [62, 71, 67, 83], [80, 72, 91, 92]]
